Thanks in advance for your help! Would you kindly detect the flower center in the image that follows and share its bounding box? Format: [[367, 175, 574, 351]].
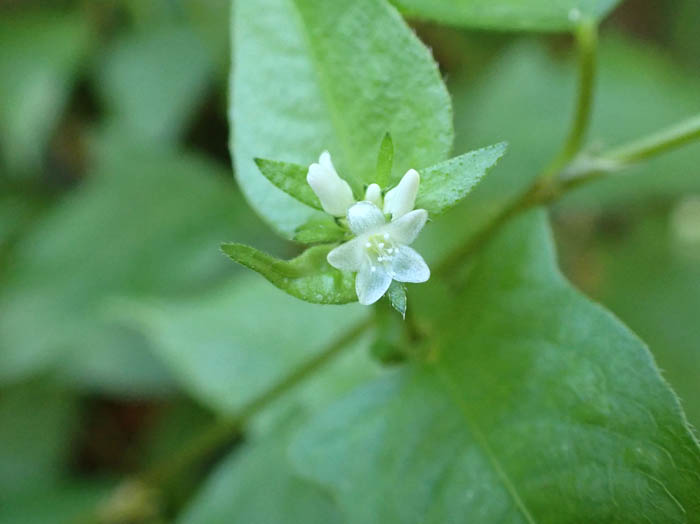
[[364, 232, 396, 272]]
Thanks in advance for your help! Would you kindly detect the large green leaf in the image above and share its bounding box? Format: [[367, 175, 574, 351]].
[[558, 206, 700, 429], [0, 11, 91, 175], [232, 0, 453, 236], [122, 275, 369, 415], [0, 146, 271, 393], [390, 0, 622, 31], [292, 210, 700, 522]]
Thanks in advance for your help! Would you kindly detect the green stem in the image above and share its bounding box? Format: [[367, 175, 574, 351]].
[[93, 320, 370, 523], [542, 18, 598, 178], [604, 113, 700, 164]]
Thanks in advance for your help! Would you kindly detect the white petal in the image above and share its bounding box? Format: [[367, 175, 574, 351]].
[[307, 160, 355, 217], [383, 168, 419, 219], [364, 183, 383, 208], [319, 150, 336, 174], [347, 201, 386, 235], [385, 209, 428, 245], [327, 237, 367, 272], [390, 245, 430, 283], [356, 263, 392, 305]]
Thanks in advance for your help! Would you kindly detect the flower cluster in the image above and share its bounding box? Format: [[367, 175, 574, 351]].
[[307, 151, 430, 305]]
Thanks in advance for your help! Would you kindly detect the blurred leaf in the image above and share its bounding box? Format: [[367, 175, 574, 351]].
[[0, 147, 270, 394], [0, 382, 78, 503], [221, 244, 357, 304], [232, 0, 453, 236], [416, 142, 507, 216], [96, 25, 213, 144], [0, 11, 91, 175], [390, 0, 622, 31], [179, 418, 342, 524], [292, 210, 700, 522], [254, 159, 322, 210], [122, 274, 368, 414], [424, 37, 700, 265], [0, 481, 108, 524]]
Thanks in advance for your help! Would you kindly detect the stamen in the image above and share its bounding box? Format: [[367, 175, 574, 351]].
[[370, 266, 376, 272], [383, 233, 390, 240], [365, 242, 371, 248], [378, 242, 385, 248]]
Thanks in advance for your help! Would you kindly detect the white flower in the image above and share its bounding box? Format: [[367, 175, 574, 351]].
[[327, 201, 430, 305], [306, 151, 355, 217]]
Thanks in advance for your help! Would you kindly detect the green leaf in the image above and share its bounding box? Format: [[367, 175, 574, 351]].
[[232, 0, 453, 236], [560, 205, 700, 429], [222, 244, 357, 304], [375, 133, 395, 188], [120, 274, 372, 416], [96, 25, 213, 144], [416, 142, 507, 216], [292, 210, 700, 522], [0, 145, 273, 393], [0, 11, 91, 175], [294, 217, 347, 244], [254, 159, 322, 210], [390, 0, 622, 31]]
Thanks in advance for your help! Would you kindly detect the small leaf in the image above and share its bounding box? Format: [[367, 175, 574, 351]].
[[416, 142, 507, 215], [375, 133, 394, 188], [254, 158, 322, 211], [221, 243, 356, 304], [294, 217, 347, 244], [386, 281, 407, 318]]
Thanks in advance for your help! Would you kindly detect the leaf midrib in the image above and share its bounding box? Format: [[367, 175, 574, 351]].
[[433, 365, 538, 524]]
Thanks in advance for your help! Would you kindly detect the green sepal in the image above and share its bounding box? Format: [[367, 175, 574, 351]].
[[386, 281, 407, 318], [221, 243, 357, 304], [375, 132, 394, 188], [294, 217, 348, 244], [254, 158, 322, 210], [416, 142, 507, 215]]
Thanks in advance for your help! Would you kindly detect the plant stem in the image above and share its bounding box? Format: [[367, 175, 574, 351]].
[[604, 113, 700, 164], [542, 18, 598, 178], [92, 320, 370, 523]]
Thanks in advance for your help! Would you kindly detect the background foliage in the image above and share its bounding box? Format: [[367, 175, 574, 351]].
[[0, 0, 698, 522]]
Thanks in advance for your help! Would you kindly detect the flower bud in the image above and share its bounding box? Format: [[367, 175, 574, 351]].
[[307, 151, 355, 217], [364, 183, 383, 208], [383, 169, 419, 219]]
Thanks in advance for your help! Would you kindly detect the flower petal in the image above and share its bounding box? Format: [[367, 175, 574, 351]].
[[327, 237, 367, 272], [356, 263, 392, 305], [383, 168, 419, 219], [347, 201, 386, 236], [385, 209, 428, 245], [391, 245, 430, 283]]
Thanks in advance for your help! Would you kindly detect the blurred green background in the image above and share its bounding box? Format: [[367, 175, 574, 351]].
[[0, 0, 698, 521]]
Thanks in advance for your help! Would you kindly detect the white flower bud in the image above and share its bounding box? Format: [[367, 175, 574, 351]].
[[306, 151, 355, 217], [383, 169, 420, 219], [364, 183, 383, 208]]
